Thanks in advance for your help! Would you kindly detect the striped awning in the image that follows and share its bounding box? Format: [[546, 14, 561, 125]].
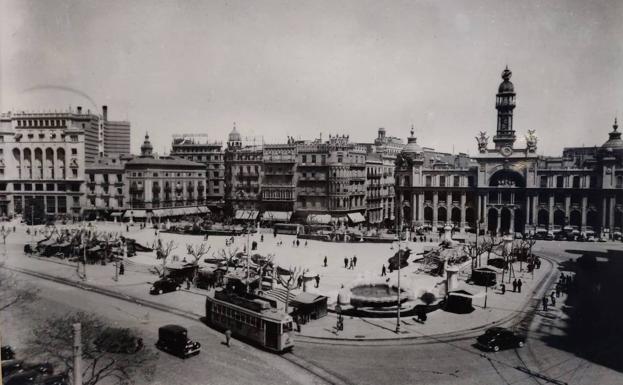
[[123, 210, 146, 218], [262, 211, 292, 222], [307, 214, 331, 224], [235, 210, 259, 220], [347, 212, 365, 224]]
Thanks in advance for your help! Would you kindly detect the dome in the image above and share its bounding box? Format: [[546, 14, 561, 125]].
[[228, 125, 241, 142], [140, 133, 153, 157], [401, 127, 422, 155], [498, 67, 514, 93], [601, 118, 623, 150]]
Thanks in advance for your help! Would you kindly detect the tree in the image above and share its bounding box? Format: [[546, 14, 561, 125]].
[[0, 264, 38, 312], [153, 239, 177, 278], [186, 242, 211, 285], [463, 241, 487, 272], [218, 246, 240, 275], [275, 266, 302, 313], [27, 311, 157, 385], [481, 235, 503, 265]]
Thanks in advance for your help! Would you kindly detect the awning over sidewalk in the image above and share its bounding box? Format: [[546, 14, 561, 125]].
[[235, 210, 259, 220], [262, 211, 292, 222], [347, 212, 365, 224], [123, 210, 146, 218], [307, 214, 331, 224]]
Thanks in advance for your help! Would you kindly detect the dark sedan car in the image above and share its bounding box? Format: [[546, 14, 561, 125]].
[[476, 327, 525, 352], [149, 278, 181, 295], [155, 324, 201, 359], [1, 345, 15, 361]]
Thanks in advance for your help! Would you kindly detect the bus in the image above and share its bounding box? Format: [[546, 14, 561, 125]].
[[205, 290, 294, 353], [274, 223, 302, 235]]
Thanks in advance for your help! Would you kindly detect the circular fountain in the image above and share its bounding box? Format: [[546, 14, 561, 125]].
[[350, 283, 409, 308]]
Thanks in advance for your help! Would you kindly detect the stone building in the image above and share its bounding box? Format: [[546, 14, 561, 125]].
[[395, 67, 623, 238], [261, 141, 297, 222], [0, 109, 88, 219], [124, 134, 207, 221], [84, 155, 128, 219], [170, 135, 225, 208]]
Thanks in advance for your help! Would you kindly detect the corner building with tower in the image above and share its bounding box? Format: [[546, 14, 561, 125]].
[[395, 68, 623, 239]]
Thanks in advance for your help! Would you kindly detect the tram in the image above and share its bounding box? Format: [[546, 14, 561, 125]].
[[205, 290, 294, 353]]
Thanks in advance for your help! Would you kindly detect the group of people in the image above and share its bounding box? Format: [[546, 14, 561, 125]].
[[500, 278, 523, 294], [343, 256, 357, 269]]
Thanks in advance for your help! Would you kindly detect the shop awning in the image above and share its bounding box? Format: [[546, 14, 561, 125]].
[[197, 206, 210, 214], [110, 212, 123, 217], [123, 210, 146, 218], [262, 211, 292, 222], [235, 210, 259, 220], [347, 212, 365, 224], [307, 214, 331, 224]]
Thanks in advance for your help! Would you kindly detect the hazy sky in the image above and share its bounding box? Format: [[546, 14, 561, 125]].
[[1, 0, 622, 156]]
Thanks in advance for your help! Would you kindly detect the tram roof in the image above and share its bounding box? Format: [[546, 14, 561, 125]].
[[208, 292, 292, 323]]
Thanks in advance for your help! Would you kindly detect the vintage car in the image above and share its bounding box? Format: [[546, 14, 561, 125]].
[[476, 327, 525, 352], [149, 278, 181, 295], [155, 325, 201, 359]]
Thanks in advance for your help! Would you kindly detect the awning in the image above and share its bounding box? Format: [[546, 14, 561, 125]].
[[307, 214, 331, 224], [262, 211, 292, 222], [347, 212, 365, 224], [292, 292, 328, 305], [123, 210, 146, 218], [110, 212, 123, 217], [235, 210, 259, 220], [197, 206, 210, 214]]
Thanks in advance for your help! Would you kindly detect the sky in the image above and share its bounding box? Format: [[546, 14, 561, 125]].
[[1, 0, 622, 156]]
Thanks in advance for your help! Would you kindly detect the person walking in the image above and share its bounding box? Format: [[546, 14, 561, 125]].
[[550, 291, 556, 307], [225, 329, 232, 347], [555, 284, 561, 298], [517, 279, 523, 293], [381, 264, 387, 276], [305, 241, 308, 247], [315, 274, 320, 288], [119, 262, 125, 275], [348, 258, 354, 270], [353, 255, 357, 267], [542, 295, 548, 311], [500, 282, 506, 294], [186, 278, 191, 290], [512, 279, 517, 292], [324, 256, 328, 267], [344, 257, 348, 268], [296, 239, 300, 247], [261, 234, 264, 242]]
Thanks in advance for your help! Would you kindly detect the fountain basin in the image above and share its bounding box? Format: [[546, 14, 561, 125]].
[[350, 283, 409, 308]]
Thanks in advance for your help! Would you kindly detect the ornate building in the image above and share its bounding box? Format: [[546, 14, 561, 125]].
[[396, 67, 623, 238], [0, 109, 87, 219], [85, 155, 128, 219]]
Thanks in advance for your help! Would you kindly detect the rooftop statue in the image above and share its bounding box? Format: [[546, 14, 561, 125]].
[[525, 129, 537, 153], [475, 131, 489, 153]]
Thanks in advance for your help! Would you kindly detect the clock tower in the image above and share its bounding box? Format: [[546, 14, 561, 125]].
[[493, 66, 516, 150]]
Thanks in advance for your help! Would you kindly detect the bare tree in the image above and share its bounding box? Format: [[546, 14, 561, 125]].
[[27, 311, 157, 385], [275, 266, 302, 313], [153, 239, 177, 278], [481, 235, 503, 265], [463, 241, 487, 272], [0, 264, 38, 312], [218, 246, 240, 275], [186, 242, 211, 285]]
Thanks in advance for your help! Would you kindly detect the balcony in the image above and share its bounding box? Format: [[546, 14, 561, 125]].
[[264, 156, 297, 163]]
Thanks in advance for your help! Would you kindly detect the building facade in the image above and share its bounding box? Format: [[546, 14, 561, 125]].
[[0, 109, 87, 219], [84, 155, 128, 218], [262, 142, 297, 220], [170, 135, 225, 207], [396, 67, 623, 238], [102, 105, 131, 157]]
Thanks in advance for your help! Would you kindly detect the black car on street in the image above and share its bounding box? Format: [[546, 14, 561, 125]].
[[476, 327, 525, 352], [149, 278, 181, 295], [155, 324, 201, 358]]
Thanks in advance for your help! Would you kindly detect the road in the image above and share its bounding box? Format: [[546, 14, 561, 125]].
[[1, 273, 326, 385], [4, 238, 623, 385]]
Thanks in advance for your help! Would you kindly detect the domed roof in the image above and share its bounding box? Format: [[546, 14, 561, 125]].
[[602, 118, 623, 150], [401, 127, 422, 155], [140, 133, 153, 157], [498, 67, 515, 93], [228, 124, 241, 142]]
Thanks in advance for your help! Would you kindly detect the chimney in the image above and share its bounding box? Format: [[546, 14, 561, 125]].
[[77, 106, 82, 114], [102, 105, 108, 122]]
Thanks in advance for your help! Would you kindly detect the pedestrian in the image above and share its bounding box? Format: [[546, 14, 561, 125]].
[[261, 234, 264, 242], [119, 262, 125, 275], [295, 315, 301, 332], [297, 275, 303, 289], [315, 274, 320, 288], [517, 279, 522, 293], [353, 255, 357, 267], [296, 239, 300, 247], [512, 279, 517, 292], [349, 258, 354, 269], [542, 295, 548, 311], [324, 256, 327, 267], [550, 291, 556, 307], [344, 257, 348, 268], [501, 282, 506, 294], [293, 240, 296, 247], [381, 264, 387, 276], [555, 284, 561, 298], [225, 329, 232, 347], [186, 278, 191, 290]]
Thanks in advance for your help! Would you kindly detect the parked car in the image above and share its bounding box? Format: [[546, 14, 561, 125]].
[[155, 324, 201, 358], [476, 327, 525, 352], [95, 327, 144, 354], [1, 345, 15, 361], [149, 278, 181, 295]]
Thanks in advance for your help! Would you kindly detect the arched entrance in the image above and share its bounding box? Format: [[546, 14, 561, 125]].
[[466, 207, 476, 230], [537, 209, 549, 228], [570, 210, 581, 227], [587, 210, 599, 231], [487, 209, 498, 233], [500, 207, 512, 234], [514, 208, 524, 234], [553, 210, 565, 228], [424, 206, 433, 226], [451, 207, 461, 228], [489, 169, 526, 188], [438, 207, 447, 224]]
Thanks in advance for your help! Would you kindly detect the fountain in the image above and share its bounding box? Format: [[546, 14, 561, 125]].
[[350, 283, 409, 308]]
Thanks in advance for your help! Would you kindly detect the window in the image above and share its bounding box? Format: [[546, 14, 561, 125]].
[[89, 174, 95, 182], [572, 176, 580, 188], [590, 175, 598, 188], [302, 155, 307, 163], [337, 155, 343, 163], [425, 175, 432, 187], [439, 176, 446, 187], [540, 176, 548, 188], [453, 176, 460, 187], [556, 175, 564, 188], [46, 184, 54, 191], [312, 155, 316, 163], [72, 169, 78, 178]]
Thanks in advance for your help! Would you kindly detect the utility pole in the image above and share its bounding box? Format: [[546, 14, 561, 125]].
[[72, 323, 82, 385]]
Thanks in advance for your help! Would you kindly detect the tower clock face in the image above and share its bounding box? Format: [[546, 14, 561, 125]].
[[501, 146, 513, 157]]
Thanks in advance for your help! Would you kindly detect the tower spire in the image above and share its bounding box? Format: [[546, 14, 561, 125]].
[[493, 66, 517, 150]]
